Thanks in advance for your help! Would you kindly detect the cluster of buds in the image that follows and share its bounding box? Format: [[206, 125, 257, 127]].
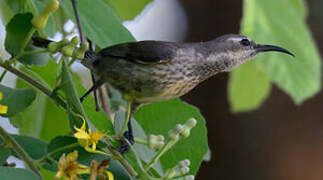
[[164, 159, 194, 179], [48, 36, 89, 60], [144, 118, 197, 173], [168, 118, 197, 141]]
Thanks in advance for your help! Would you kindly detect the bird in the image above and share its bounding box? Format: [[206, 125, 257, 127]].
[[78, 34, 294, 153]]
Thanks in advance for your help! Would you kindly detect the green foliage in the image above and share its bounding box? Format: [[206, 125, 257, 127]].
[[61, 59, 88, 129], [135, 99, 208, 175], [15, 61, 70, 141], [0, 1, 14, 24], [230, 0, 322, 112], [5, 13, 33, 56], [1, 0, 320, 179], [0, 167, 41, 180], [229, 61, 271, 112], [0, 147, 11, 164], [59, 0, 135, 48], [12, 135, 47, 160], [0, 84, 36, 117], [105, 0, 152, 20]]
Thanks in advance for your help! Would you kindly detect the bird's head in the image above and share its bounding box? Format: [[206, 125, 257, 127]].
[[208, 34, 294, 71]]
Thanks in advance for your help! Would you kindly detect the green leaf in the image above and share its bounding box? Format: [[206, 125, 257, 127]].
[[59, 0, 135, 48], [0, 147, 11, 165], [240, 0, 321, 104], [44, 136, 108, 171], [228, 61, 271, 112], [5, 13, 33, 56], [61, 59, 87, 128], [135, 98, 209, 175], [104, 0, 152, 20], [15, 62, 70, 141], [12, 135, 47, 160], [0, 167, 41, 180], [0, 1, 14, 25], [0, 84, 36, 117]]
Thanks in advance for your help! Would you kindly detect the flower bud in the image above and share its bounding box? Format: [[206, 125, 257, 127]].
[[179, 167, 190, 175], [32, 0, 59, 30], [180, 118, 197, 138], [48, 39, 69, 53], [184, 175, 195, 180], [168, 124, 183, 140], [148, 134, 165, 149], [61, 37, 80, 57], [179, 159, 191, 167], [74, 42, 89, 59]]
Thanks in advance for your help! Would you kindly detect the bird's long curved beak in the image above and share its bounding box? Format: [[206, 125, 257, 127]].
[[255, 44, 295, 57]]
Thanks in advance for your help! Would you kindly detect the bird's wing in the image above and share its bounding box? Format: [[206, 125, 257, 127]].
[[98, 41, 179, 65]]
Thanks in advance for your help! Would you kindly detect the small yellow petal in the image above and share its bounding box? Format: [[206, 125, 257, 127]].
[[80, 118, 86, 131], [74, 131, 90, 139], [66, 151, 78, 162], [0, 92, 3, 101], [74, 127, 85, 133], [91, 143, 96, 151], [106, 171, 114, 180], [0, 105, 8, 114]]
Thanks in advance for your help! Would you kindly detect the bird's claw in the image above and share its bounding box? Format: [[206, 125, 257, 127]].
[[116, 130, 135, 154]]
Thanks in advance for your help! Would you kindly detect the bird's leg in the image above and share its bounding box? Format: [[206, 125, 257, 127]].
[[79, 81, 103, 102], [91, 73, 100, 111], [117, 101, 137, 154]]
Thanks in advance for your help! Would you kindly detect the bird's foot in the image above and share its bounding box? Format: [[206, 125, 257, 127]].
[[116, 130, 135, 154]]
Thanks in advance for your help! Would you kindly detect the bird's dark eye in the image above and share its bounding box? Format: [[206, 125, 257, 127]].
[[240, 39, 251, 46]]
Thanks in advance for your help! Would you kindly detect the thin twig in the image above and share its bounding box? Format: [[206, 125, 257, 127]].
[[0, 70, 8, 82], [71, 0, 85, 43], [106, 144, 138, 177], [37, 143, 79, 165]]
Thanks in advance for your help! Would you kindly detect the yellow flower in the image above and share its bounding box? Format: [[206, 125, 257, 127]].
[[55, 151, 90, 180], [0, 92, 8, 114], [73, 118, 106, 155]]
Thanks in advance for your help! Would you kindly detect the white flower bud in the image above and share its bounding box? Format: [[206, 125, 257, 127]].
[[179, 167, 190, 175], [179, 159, 191, 167]]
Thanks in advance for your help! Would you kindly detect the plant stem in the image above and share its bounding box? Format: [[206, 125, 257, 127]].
[[68, 57, 77, 66], [37, 143, 79, 165], [0, 62, 67, 109], [0, 125, 42, 178], [145, 139, 177, 171], [16, 49, 48, 59], [135, 137, 148, 145], [0, 70, 8, 82], [103, 140, 138, 177]]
